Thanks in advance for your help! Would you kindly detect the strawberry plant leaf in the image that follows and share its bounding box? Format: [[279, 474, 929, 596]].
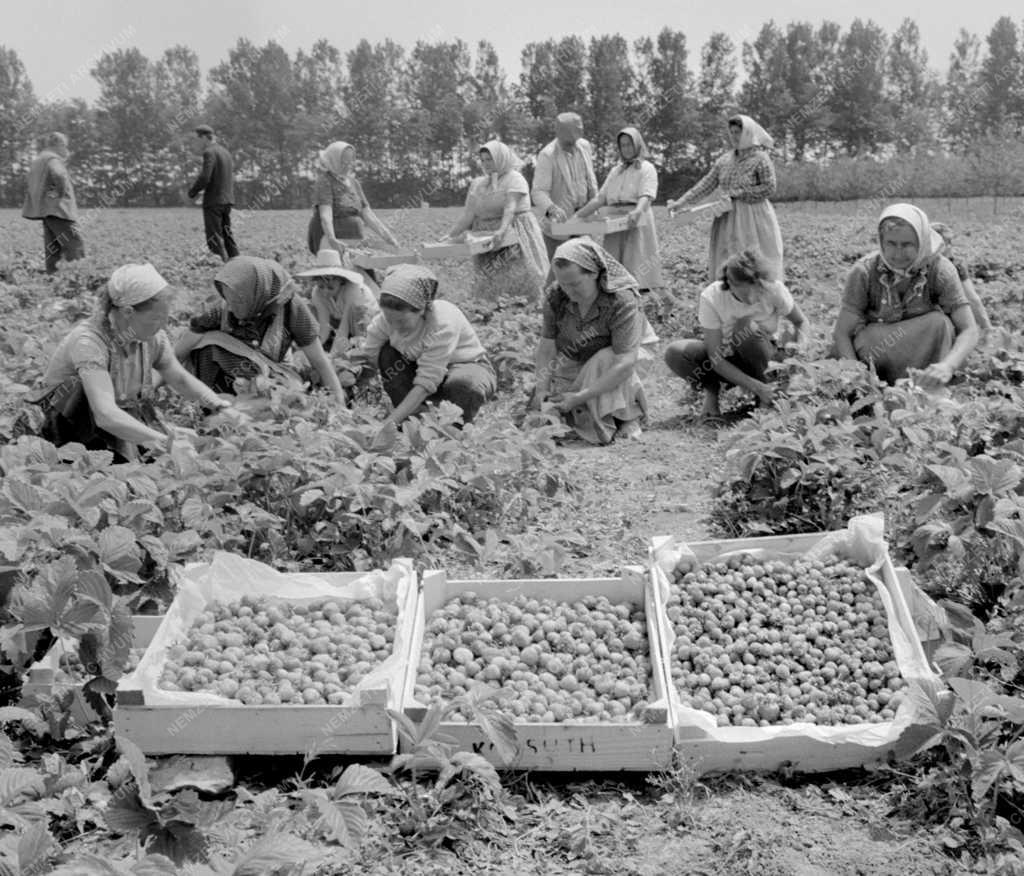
[[16, 822, 57, 874], [115, 736, 154, 807], [333, 763, 396, 798], [0, 768, 45, 806], [98, 526, 143, 576], [229, 833, 325, 875], [103, 789, 159, 836]]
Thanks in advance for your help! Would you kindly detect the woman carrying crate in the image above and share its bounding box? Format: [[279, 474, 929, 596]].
[[341, 265, 497, 426], [531, 238, 658, 444], [26, 264, 232, 461], [667, 115, 783, 283], [440, 140, 549, 301], [571, 127, 663, 295]]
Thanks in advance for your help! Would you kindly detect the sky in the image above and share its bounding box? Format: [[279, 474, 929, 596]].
[[4, 0, 1019, 103]]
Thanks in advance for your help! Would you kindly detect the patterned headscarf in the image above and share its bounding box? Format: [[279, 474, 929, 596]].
[[729, 115, 774, 151], [319, 141, 355, 178], [877, 203, 943, 276], [214, 257, 295, 325], [616, 127, 649, 167], [379, 264, 440, 312], [479, 140, 522, 185], [552, 237, 638, 296]]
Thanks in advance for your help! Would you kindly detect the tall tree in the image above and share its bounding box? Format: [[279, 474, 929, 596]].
[[829, 19, 890, 156], [292, 40, 346, 175], [92, 48, 161, 202], [344, 39, 407, 182], [407, 40, 471, 185], [785, 21, 839, 160], [694, 32, 737, 168], [586, 35, 633, 168], [740, 22, 792, 158], [977, 17, 1024, 133], [634, 28, 695, 172], [518, 37, 587, 141], [153, 46, 201, 202], [0, 46, 36, 203], [466, 40, 529, 146], [946, 29, 983, 148], [886, 19, 937, 151]]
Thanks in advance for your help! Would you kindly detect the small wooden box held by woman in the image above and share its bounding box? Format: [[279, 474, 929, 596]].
[[668, 115, 784, 283], [832, 204, 979, 389], [664, 249, 807, 422], [175, 256, 346, 404], [342, 265, 497, 427], [28, 264, 232, 461], [442, 140, 549, 301], [573, 127, 663, 294], [532, 238, 658, 444]]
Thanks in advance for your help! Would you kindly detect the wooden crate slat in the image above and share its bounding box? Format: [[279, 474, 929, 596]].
[[418, 243, 474, 260], [351, 251, 419, 269], [400, 571, 674, 771]]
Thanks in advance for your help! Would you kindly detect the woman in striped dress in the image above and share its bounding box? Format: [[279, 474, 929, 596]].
[[668, 115, 784, 282]]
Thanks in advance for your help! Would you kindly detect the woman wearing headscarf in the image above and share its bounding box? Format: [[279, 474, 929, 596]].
[[28, 264, 231, 461], [572, 127, 663, 293], [667, 115, 784, 282], [174, 256, 346, 404], [531, 238, 658, 444], [307, 141, 400, 258], [342, 265, 496, 425], [441, 140, 549, 301], [832, 203, 979, 388]]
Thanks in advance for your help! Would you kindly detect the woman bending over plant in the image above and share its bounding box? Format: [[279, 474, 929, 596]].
[[663, 249, 807, 423]]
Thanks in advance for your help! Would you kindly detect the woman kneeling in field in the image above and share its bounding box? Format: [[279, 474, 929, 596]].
[[341, 265, 496, 426], [531, 238, 658, 444], [832, 204, 979, 388], [29, 264, 231, 461], [663, 249, 807, 423], [175, 256, 346, 404]]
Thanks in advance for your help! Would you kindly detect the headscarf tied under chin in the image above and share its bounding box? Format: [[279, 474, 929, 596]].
[[729, 115, 774, 152], [616, 127, 649, 167], [380, 264, 440, 312], [877, 203, 943, 277], [319, 141, 354, 178], [214, 256, 295, 326], [479, 140, 522, 186], [552, 237, 639, 296]]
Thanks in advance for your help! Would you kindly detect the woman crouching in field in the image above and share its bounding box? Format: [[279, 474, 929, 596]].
[[531, 238, 658, 444], [663, 249, 807, 423], [340, 265, 496, 426], [832, 204, 979, 388], [174, 256, 346, 405], [27, 264, 231, 461]]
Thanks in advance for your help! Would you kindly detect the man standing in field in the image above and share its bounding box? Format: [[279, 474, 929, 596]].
[[187, 124, 238, 262], [531, 112, 598, 267], [22, 132, 85, 274]]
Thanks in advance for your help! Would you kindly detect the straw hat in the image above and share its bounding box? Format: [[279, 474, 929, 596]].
[[296, 249, 364, 284]]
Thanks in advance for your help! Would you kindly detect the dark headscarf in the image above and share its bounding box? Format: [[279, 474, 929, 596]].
[[214, 257, 294, 328], [552, 237, 638, 295]]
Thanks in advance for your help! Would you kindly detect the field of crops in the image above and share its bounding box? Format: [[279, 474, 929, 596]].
[[0, 201, 1023, 873]]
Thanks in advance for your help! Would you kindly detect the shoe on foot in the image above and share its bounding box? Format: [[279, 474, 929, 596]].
[[615, 419, 643, 440]]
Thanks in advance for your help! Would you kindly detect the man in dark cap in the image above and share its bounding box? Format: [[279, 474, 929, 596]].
[[187, 124, 238, 261], [22, 132, 85, 274]]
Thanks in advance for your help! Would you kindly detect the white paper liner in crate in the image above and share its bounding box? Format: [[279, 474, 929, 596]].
[[121, 552, 414, 709], [650, 514, 943, 748]]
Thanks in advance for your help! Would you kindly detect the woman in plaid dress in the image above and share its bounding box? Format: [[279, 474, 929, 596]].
[[668, 115, 783, 282]]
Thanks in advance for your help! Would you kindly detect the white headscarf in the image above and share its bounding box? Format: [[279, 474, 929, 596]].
[[729, 115, 774, 151], [107, 264, 169, 308], [877, 203, 943, 276], [320, 141, 355, 178], [479, 140, 522, 186]]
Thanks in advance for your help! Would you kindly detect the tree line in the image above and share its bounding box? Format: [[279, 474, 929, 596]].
[[2, 16, 1024, 209]]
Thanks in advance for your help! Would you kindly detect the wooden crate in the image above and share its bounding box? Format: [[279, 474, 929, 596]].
[[418, 242, 475, 260], [350, 251, 419, 270], [549, 215, 631, 236], [21, 615, 165, 724], [649, 527, 945, 775], [399, 569, 673, 771], [114, 565, 417, 755]]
